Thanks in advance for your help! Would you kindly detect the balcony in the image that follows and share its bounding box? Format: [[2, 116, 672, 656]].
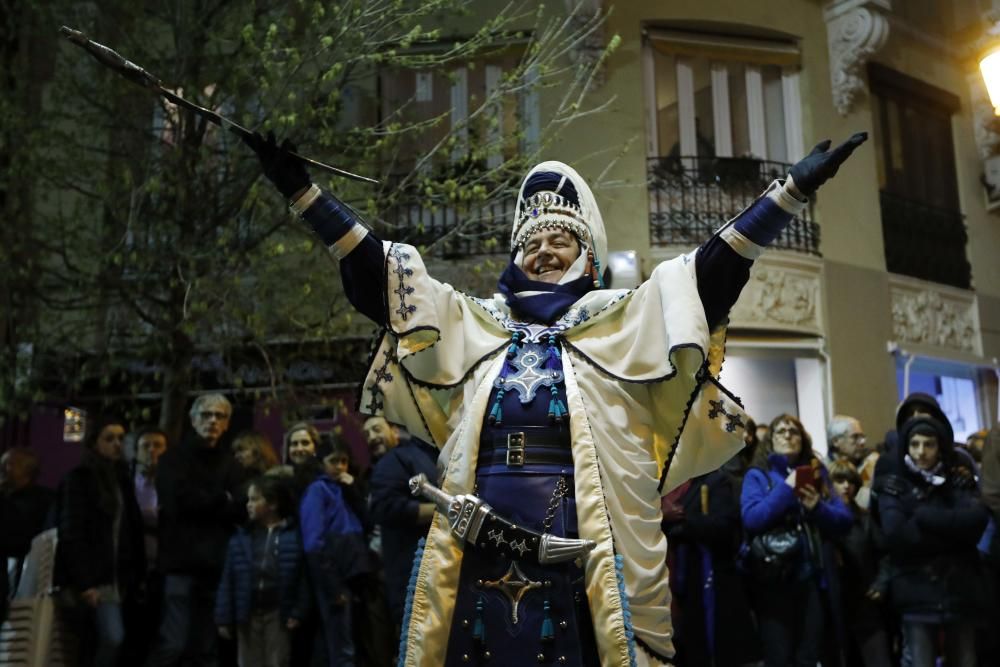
[[880, 190, 970, 289], [379, 177, 515, 258], [647, 156, 819, 255]]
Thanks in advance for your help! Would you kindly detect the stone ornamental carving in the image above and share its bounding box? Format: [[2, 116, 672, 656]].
[[824, 0, 891, 116], [890, 286, 979, 354], [729, 264, 822, 334]]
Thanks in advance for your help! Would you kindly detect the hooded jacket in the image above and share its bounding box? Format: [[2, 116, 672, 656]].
[[876, 416, 989, 621]]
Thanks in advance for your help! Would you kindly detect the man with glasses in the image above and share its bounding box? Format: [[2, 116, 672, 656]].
[[146, 394, 245, 667], [827, 415, 868, 465], [827, 415, 875, 508]]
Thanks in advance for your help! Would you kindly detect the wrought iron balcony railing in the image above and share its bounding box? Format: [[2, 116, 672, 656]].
[[647, 156, 820, 255], [378, 177, 514, 258], [382, 197, 514, 258], [880, 190, 970, 289]]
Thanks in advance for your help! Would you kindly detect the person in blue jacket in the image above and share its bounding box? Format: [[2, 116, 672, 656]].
[[299, 443, 372, 667], [740, 413, 852, 667], [877, 415, 989, 667], [215, 474, 309, 667]]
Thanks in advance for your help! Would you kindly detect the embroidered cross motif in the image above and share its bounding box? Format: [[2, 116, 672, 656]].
[[388, 245, 417, 321], [366, 348, 396, 414], [373, 350, 395, 385], [725, 412, 745, 433], [488, 529, 507, 547], [364, 389, 384, 414], [708, 399, 745, 433]]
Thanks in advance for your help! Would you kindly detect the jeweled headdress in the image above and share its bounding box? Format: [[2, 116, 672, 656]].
[[511, 190, 592, 252], [510, 161, 608, 286]]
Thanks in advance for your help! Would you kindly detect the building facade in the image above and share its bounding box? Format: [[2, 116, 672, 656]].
[[511, 0, 1000, 451]]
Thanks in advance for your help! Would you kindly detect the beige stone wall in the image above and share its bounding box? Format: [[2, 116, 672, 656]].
[[534, 0, 999, 429]]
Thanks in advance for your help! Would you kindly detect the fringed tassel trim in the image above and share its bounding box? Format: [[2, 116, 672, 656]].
[[614, 553, 638, 667], [397, 537, 426, 666]]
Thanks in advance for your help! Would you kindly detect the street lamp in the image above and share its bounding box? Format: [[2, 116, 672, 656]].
[[980, 46, 1000, 116]]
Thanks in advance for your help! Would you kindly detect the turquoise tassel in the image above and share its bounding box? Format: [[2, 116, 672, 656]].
[[473, 595, 486, 643], [594, 257, 604, 288], [541, 598, 554, 641], [507, 331, 522, 357], [489, 397, 503, 425], [548, 386, 567, 422], [489, 389, 505, 425]]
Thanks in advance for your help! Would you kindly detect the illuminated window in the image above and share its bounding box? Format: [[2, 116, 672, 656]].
[[64, 407, 86, 443]]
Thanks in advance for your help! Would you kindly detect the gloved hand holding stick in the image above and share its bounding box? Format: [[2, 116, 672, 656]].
[[58, 25, 378, 185]]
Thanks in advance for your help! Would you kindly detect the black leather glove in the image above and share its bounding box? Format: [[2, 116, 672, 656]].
[[243, 130, 312, 199], [789, 132, 868, 196]]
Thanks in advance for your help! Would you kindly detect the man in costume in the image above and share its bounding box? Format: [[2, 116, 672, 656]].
[[247, 132, 866, 666]]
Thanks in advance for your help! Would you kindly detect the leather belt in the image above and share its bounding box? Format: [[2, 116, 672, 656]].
[[479, 429, 572, 467]]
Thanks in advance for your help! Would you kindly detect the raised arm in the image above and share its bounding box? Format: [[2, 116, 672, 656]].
[[244, 132, 387, 324], [696, 133, 867, 329]]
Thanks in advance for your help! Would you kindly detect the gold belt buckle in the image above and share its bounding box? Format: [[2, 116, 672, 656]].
[[506, 432, 526, 467]]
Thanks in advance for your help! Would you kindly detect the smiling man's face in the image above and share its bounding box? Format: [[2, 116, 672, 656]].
[[521, 229, 581, 284]]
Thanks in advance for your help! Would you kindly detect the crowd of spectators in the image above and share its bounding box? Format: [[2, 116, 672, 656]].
[[664, 393, 998, 667], [1, 390, 998, 667]]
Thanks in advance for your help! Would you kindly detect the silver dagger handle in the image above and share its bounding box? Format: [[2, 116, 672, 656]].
[[409, 473, 454, 512]]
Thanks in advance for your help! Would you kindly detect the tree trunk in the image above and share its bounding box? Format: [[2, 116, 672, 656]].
[[159, 338, 193, 448]]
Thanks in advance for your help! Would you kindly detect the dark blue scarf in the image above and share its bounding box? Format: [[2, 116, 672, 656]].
[[497, 261, 594, 323]]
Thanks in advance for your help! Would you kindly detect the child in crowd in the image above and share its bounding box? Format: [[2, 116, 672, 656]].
[[301, 440, 377, 666], [216, 475, 309, 667], [828, 459, 892, 667]]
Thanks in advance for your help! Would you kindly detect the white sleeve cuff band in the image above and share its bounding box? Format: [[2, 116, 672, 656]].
[[289, 184, 322, 216], [720, 226, 766, 260], [331, 223, 369, 259]]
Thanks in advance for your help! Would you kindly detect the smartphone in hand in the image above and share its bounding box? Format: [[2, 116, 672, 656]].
[[794, 464, 817, 491]]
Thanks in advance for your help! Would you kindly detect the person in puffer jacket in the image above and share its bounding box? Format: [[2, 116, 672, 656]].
[[300, 448, 372, 667], [215, 475, 310, 667], [877, 415, 990, 667]]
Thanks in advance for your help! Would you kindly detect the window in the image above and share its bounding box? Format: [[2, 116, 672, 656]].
[[870, 64, 970, 288], [375, 52, 531, 255], [643, 28, 816, 252], [644, 28, 803, 162], [378, 51, 530, 174], [895, 356, 988, 442]]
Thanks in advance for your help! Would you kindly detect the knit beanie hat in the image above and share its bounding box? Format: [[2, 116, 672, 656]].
[[899, 415, 953, 453]]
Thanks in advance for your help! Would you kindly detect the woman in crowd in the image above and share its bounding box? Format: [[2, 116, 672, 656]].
[[828, 458, 891, 667], [55, 414, 145, 667], [740, 413, 852, 667], [877, 415, 989, 667], [279, 421, 329, 665], [233, 430, 280, 477], [281, 422, 327, 502]]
